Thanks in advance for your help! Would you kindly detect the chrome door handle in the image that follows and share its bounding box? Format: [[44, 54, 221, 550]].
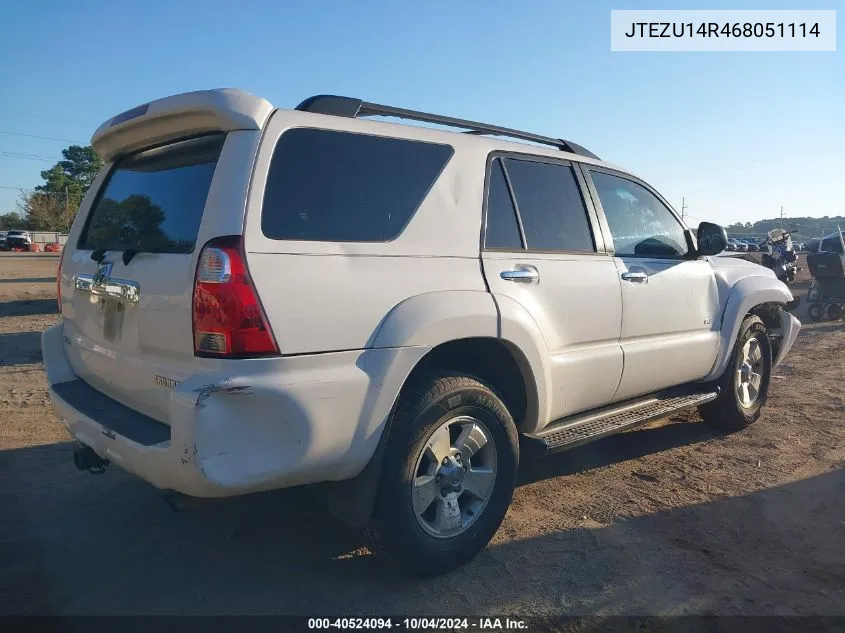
[[621, 271, 648, 283], [500, 266, 539, 282]]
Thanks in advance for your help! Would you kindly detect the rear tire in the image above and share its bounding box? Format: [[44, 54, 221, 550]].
[[827, 304, 843, 321], [700, 315, 772, 431], [361, 373, 518, 577]]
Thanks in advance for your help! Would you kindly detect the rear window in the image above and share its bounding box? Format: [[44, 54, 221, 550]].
[[261, 128, 453, 242], [78, 134, 224, 254]]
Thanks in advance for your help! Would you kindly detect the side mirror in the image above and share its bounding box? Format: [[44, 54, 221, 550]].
[[696, 221, 728, 256]]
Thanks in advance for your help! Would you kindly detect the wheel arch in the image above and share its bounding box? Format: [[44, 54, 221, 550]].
[[703, 276, 794, 382], [328, 290, 550, 527]]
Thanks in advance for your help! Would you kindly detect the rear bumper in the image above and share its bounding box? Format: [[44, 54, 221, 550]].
[[42, 322, 427, 498]]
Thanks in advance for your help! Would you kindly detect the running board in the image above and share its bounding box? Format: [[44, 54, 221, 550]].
[[521, 386, 720, 455]]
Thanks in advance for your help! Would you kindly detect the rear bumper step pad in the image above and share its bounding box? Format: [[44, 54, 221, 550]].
[[52, 379, 171, 446]]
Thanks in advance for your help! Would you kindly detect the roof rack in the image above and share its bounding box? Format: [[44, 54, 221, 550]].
[[294, 95, 600, 160]]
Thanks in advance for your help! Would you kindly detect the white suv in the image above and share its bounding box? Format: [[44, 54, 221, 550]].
[[43, 89, 801, 576]]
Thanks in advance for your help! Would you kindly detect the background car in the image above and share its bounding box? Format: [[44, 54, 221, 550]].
[[4, 230, 33, 250]]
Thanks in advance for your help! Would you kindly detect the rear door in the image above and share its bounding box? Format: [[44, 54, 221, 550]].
[[481, 154, 623, 421], [60, 134, 238, 423], [582, 167, 720, 402]]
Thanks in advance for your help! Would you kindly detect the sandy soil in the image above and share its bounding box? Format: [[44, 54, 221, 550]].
[[0, 252, 843, 616]]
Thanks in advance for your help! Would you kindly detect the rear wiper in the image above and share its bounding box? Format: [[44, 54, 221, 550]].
[[90, 248, 107, 263], [122, 249, 140, 265]]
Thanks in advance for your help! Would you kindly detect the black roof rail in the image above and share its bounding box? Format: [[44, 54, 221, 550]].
[[294, 95, 600, 160]]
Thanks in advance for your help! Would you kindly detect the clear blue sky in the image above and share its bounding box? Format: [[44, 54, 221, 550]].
[[0, 0, 841, 227]]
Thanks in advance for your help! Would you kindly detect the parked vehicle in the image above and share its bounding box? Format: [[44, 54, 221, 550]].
[[806, 229, 845, 322], [4, 229, 32, 251], [42, 89, 802, 576], [761, 228, 798, 284], [0, 232, 6, 250], [818, 232, 845, 255]]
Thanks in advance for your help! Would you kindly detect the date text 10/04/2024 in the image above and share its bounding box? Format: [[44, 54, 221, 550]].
[[624, 22, 821, 38], [307, 618, 528, 630]]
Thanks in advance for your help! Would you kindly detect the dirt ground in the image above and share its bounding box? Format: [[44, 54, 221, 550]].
[[1, 252, 843, 616]]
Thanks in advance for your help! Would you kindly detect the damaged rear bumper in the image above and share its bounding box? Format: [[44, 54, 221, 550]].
[[41, 322, 427, 498]]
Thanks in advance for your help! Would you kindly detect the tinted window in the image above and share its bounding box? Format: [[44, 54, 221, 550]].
[[261, 129, 453, 242], [589, 171, 688, 257], [484, 159, 523, 249], [79, 135, 223, 254], [503, 159, 595, 252], [821, 236, 844, 253]]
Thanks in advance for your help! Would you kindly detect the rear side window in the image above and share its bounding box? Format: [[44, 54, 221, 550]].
[[484, 159, 523, 249], [79, 134, 223, 254], [261, 128, 453, 242], [503, 158, 595, 252]]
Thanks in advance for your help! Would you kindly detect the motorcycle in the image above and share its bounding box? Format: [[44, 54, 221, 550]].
[[761, 228, 798, 284]]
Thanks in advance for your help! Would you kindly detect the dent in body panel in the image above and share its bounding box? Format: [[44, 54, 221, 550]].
[[185, 346, 429, 491], [194, 378, 255, 408]]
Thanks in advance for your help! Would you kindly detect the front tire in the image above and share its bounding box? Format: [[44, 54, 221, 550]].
[[362, 374, 518, 577], [700, 315, 772, 431]]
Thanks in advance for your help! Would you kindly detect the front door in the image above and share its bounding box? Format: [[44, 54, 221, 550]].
[[583, 167, 720, 402], [481, 155, 623, 422]]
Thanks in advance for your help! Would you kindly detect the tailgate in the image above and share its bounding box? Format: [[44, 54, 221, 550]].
[[60, 134, 226, 423]]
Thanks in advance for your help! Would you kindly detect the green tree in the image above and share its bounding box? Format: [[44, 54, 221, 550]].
[[0, 211, 29, 230], [18, 191, 70, 231], [21, 145, 103, 231]]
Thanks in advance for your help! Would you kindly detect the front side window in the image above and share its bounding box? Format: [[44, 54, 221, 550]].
[[261, 128, 453, 242], [503, 158, 595, 252], [589, 171, 688, 258]]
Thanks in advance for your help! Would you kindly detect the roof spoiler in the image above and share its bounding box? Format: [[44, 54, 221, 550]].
[[295, 94, 600, 160], [91, 89, 274, 162]]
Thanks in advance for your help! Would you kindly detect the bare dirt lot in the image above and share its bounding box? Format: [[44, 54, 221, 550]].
[[1, 252, 844, 616]]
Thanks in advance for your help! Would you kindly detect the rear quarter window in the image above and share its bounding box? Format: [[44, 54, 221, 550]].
[[260, 128, 453, 242], [78, 134, 224, 254]]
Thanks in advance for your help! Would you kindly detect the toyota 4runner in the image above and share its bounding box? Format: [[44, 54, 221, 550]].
[[43, 89, 801, 576]]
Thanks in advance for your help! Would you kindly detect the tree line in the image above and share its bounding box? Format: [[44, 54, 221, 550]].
[[725, 217, 845, 242], [0, 145, 103, 231]]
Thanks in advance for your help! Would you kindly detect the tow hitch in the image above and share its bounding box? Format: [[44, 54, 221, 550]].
[[73, 444, 109, 474]]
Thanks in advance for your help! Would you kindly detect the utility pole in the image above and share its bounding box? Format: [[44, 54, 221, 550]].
[[780, 205, 784, 230], [64, 186, 69, 233], [680, 197, 688, 220]]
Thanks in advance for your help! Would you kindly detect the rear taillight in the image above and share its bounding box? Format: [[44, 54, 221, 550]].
[[192, 236, 279, 357], [56, 247, 65, 313]]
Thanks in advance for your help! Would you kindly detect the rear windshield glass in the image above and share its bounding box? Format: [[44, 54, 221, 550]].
[[78, 134, 224, 254], [261, 128, 453, 242]]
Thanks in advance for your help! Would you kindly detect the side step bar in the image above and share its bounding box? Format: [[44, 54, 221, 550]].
[[522, 386, 720, 455]]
